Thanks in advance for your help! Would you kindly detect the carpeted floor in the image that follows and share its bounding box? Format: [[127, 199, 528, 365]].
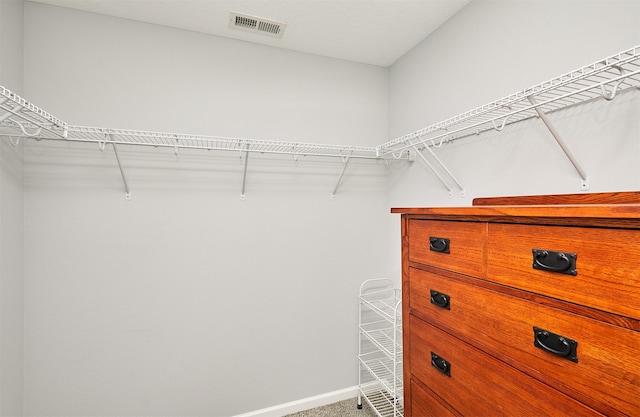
[[284, 397, 377, 417]]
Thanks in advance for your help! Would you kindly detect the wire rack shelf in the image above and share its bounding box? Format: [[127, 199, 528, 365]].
[[1, 46, 637, 198], [360, 289, 403, 324], [0, 86, 67, 139], [377, 45, 640, 158], [0, 88, 380, 160], [2, 46, 637, 160], [358, 279, 403, 417], [359, 351, 403, 395], [359, 384, 404, 417], [360, 321, 402, 358], [63, 125, 381, 160]]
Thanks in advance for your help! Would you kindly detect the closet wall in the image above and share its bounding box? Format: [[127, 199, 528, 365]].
[[8, 0, 640, 416], [389, 0, 640, 208], [22, 3, 390, 416], [0, 0, 24, 415]]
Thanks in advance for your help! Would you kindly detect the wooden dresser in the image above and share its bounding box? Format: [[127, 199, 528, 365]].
[[392, 192, 640, 417]]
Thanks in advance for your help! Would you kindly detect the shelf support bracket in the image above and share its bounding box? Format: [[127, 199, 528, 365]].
[[109, 135, 131, 200], [528, 96, 589, 190], [13, 119, 42, 137], [600, 65, 625, 101], [409, 140, 465, 198], [0, 103, 22, 124], [330, 155, 351, 199], [240, 143, 249, 200]]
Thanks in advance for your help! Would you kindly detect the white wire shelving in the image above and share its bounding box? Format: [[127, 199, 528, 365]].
[[0, 86, 68, 140], [358, 279, 403, 417], [66, 125, 381, 160], [0, 87, 379, 160], [1, 45, 638, 198], [380, 46, 640, 155], [377, 45, 640, 196]]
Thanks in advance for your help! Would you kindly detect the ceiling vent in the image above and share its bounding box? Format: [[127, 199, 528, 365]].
[[230, 11, 287, 39]]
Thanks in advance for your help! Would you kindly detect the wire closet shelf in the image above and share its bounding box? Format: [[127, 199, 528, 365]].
[[379, 45, 640, 157], [378, 45, 640, 158], [1, 45, 639, 165]]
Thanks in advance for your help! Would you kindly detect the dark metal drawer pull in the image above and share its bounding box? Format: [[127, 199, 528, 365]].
[[429, 237, 450, 253], [532, 249, 577, 275], [431, 352, 451, 376], [430, 290, 451, 310], [533, 326, 578, 363]]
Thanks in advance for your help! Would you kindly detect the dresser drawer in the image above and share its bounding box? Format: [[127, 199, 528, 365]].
[[408, 220, 485, 277], [409, 268, 640, 416], [486, 223, 640, 320], [409, 315, 604, 417], [410, 379, 459, 417]]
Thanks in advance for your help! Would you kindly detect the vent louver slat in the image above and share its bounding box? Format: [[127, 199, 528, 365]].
[[230, 11, 286, 39], [258, 21, 280, 35], [235, 16, 257, 29]]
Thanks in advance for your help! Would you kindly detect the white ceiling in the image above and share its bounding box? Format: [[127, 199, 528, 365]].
[[28, 0, 472, 67]]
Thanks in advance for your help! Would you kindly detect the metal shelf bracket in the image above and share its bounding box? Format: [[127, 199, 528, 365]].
[[601, 66, 625, 101], [330, 154, 352, 199], [108, 135, 131, 200], [491, 114, 513, 132], [0, 99, 20, 124], [12, 119, 42, 137], [527, 96, 589, 190], [0, 111, 43, 142], [240, 143, 249, 200], [409, 139, 465, 198]]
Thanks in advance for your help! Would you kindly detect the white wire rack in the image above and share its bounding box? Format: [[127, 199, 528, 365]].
[[0, 87, 379, 160], [0, 87, 381, 199], [63, 125, 381, 160], [378, 45, 640, 158], [0, 86, 67, 140], [358, 279, 403, 417], [377, 45, 640, 196], [1, 45, 638, 197]]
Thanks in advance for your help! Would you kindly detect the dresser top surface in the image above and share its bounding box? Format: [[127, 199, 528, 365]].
[[391, 192, 640, 225]]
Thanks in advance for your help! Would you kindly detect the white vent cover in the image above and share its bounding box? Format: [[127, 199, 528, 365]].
[[230, 11, 287, 39]]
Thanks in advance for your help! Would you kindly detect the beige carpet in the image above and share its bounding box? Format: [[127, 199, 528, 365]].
[[284, 397, 377, 417]]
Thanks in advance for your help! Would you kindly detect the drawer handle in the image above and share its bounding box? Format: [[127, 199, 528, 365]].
[[430, 290, 451, 310], [429, 237, 450, 253], [533, 326, 578, 363], [431, 352, 451, 376], [532, 249, 577, 276]]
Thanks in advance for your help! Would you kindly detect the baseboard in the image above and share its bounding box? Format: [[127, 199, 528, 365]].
[[233, 385, 360, 417]]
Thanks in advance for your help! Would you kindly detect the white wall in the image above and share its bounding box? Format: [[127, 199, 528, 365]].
[[22, 3, 390, 416], [0, 0, 25, 415], [14, 0, 640, 416], [389, 0, 640, 208]]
